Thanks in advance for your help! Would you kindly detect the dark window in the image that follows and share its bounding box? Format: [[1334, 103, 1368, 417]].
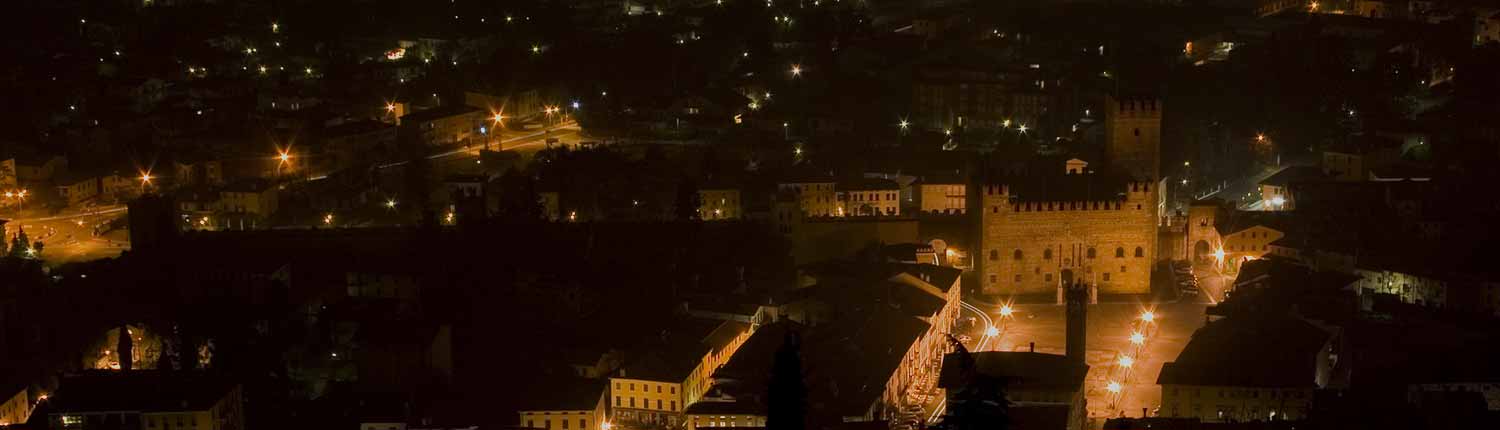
[[1014, 274, 1022, 282], [1116, 247, 1125, 258], [989, 274, 997, 284], [1103, 273, 1111, 281], [1121, 266, 1127, 273], [1013, 249, 1023, 260], [670, 401, 676, 411], [671, 387, 676, 394], [1134, 128, 1140, 136], [657, 385, 662, 393], [564, 419, 570, 429], [1135, 247, 1144, 257], [1044, 249, 1053, 259], [656, 399, 662, 410], [1087, 248, 1096, 259], [990, 250, 999, 260], [581, 419, 588, 429]]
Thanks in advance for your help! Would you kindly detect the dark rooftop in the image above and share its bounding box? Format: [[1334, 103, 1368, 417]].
[[222, 178, 274, 193], [48, 372, 237, 413], [1157, 316, 1330, 388], [938, 351, 1088, 392], [1259, 166, 1326, 188], [515, 377, 606, 411], [839, 177, 899, 191], [399, 105, 481, 123]]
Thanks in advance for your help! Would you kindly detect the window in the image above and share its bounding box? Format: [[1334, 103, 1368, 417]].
[[1103, 273, 1111, 281], [656, 399, 662, 410], [1087, 248, 1096, 259], [1044, 249, 1052, 259], [528, 420, 535, 428], [1045, 273, 1053, 282], [1013, 249, 1023, 260], [990, 250, 999, 260], [657, 385, 662, 393], [671, 401, 676, 411], [1121, 266, 1127, 273], [581, 419, 588, 429], [630, 383, 635, 391], [1115, 247, 1125, 258], [1014, 274, 1022, 282], [630, 398, 636, 408], [1135, 247, 1144, 257], [564, 419, 570, 429], [544, 420, 551, 429], [989, 274, 997, 284], [615, 396, 621, 406], [671, 387, 676, 394]]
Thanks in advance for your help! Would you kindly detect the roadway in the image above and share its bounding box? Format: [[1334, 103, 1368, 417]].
[[3, 205, 130, 263]]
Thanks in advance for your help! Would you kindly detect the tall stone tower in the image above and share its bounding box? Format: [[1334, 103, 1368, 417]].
[[1105, 95, 1162, 181]]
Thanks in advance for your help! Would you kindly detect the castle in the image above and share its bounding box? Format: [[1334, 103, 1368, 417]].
[[979, 95, 1162, 298]]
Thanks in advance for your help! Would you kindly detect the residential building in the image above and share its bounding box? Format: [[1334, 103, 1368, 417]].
[[911, 62, 1052, 131], [0, 382, 29, 427], [609, 318, 754, 428], [219, 178, 278, 218], [11, 154, 68, 184], [1258, 166, 1327, 211], [837, 178, 901, 217], [938, 351, 1089, 430], [683, 391, 765, 430], [46, 372, 244, 430], [55, 172, 100, 207], [1221, 224, 1284, 268], [698, 188, 740, 220], [318, 120, 398, 173], [101, 172, 141, 202], [518, 378, 608, 430], [916, 179, 966, 215], [398, 105, 484, 148], [777, 168, 838, 217], [1158, 316, 1334, 423], [173, 158, 224, 187]]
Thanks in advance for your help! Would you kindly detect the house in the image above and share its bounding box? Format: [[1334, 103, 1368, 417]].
[[317, 120, 397, 173], [46, 371, 244, 430], [519, 378, 609, 430], [398, 105, 484, 148], [777, 166, 838, 217], [11, 154, 68, 184], [0, 381, 30, 427], [938, 351, 1090, 430], [219, 178, 278, 218], [837, 178, 901, 217], [55, 172, 100, 206], [609, 318, 754, 428], [698, 187, 740, 221], [1258, 166, 1325, 211], [1158, 316, 1334, 423], [916, 173, 967, 215], [683, 390, 765, 430]]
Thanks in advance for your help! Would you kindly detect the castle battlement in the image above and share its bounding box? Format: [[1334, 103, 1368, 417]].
[[982, 179, 1155, 203]]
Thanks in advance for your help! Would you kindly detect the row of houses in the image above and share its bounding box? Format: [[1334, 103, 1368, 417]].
[[516, 263, 966, 430]]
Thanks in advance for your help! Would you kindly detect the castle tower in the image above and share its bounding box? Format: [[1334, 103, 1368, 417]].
[[1105, 95, 1162, 181]]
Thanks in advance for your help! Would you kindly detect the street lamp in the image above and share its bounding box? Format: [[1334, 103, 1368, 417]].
[[601, 422, 613, 430], [999, 304, 1014, 318], [1118, 355, 1134, 368], [1130, 331, 1145, 345], [985, 325, 1000, 337], [1107, 381, 1122, 394], [790, 64, 802, 77], [1141, 310, 1155, 323], [323, 213, 334, 225], [385, 199, 397, 209]]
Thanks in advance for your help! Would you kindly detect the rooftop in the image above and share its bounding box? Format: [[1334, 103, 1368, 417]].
[[938, 351, 1088, 392], [399, 105, 481, 123], [839, 177, 899, 191], [1157, 316, 1331, 388], [1259, 166, 1326, 188], [516, 377, 606, 411], [48, 372, 237, 413]]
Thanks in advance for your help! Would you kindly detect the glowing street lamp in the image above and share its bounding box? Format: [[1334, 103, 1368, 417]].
[[1256, 133, 1266, 142], [1130, 331, 1145, 345], [1118, 355, 1134, 368], [790, 64, 802, 77], [1141, 310, 1155, 323], [1107, 381, 1122, 394], [1213, 248, 1226, 263], [1017, 124, 1029, 134], [323, 213, 334, 225], [1002, 119, 1012, 128], [999, 304, 1014, 318], [385, 199, 397, 209], [601, 422, 613, 430], [985, 325, 1000, 337], [386, 103, 396, 113]]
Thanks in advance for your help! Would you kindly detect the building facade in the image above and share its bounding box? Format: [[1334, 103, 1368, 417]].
[[1159, 385, 1315, 422], [698, 189, 741, 220], [0, 385, 29, 427], [979, 181, 1158, 296], [1104, 95, 1161, 181], [518, 382, 608, 430], [917, 182, 966, 215]]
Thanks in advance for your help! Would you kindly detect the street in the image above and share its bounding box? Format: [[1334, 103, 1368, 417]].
[[4, 205, 130, 263]]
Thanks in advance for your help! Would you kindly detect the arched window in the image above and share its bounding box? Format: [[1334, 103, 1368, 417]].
[[1135, 247, 1145, 258], [1044, 249, 1053, 260], [989, 250, 999, 261], [1013, 249, 1023, 260], [1087, 248, 1096, 259], [1115, 247, 1125, 258]]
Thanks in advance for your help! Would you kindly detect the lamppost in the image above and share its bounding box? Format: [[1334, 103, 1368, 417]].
[[897, 118, 909, 147], [276, 149, 292, 179]]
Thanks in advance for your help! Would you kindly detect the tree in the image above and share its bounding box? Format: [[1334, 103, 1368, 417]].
[[117, 323, 134, 371], [766, 331, 807, 430], [9, 229, 29, 258], [674, 176, 702, 221]]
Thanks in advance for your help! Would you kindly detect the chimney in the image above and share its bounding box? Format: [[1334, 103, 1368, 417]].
[[1065, 281, 1088, 363]]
